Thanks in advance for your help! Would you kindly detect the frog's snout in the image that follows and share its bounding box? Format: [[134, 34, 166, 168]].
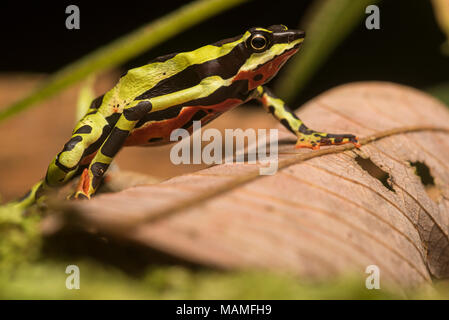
[[287, 30, 305, 43], [273, 29, 305, 45]]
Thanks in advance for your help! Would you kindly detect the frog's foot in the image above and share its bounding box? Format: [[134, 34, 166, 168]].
[[295, 132, 361, 150], [68, 168, 91, 200]]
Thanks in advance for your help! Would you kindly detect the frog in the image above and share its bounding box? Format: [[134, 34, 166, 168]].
[[9, 25, 359, 210]]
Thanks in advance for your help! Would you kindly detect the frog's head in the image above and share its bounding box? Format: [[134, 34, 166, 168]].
[[228, 25, 305, 90]]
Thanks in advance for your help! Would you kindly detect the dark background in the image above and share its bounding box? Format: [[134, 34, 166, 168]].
[[0, 0, 447, 105]]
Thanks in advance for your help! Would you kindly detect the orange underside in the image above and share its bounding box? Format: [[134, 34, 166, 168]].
[[124, 99, 242, 146]]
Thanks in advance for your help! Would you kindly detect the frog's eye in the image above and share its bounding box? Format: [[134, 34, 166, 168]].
[[250, 34, 268, 51]]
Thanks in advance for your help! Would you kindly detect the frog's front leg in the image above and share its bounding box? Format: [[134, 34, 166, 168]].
[[71, 100, 152, 199], [254, 86, 360, 150], [71, 80, 209, 199]]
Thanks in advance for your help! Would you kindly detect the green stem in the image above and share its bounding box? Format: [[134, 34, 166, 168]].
[[0, 0, 250, 124]]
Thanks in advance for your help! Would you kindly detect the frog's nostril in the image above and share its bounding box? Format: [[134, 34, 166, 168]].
[[288, 30, 305, 43]]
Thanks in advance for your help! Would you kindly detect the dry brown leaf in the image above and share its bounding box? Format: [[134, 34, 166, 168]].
[[98, 168, 161, 194], [42, 82, 449, 289]]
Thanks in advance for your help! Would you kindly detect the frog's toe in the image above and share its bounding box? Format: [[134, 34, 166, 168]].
[[326, 134, 361, 148], [295, 139, 320, 150], [352, 136, 362, 148], [295, 133, 360, 150]]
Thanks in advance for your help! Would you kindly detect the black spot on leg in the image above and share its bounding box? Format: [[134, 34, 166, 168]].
[[91, 162, 110, 189], [54, 155, 75, 173], [268, 106, 275, 115], [298, 124, 313, 135], [82, 124, 112, 157], [91, 164, 106, 177], [62, 136, 83, 152], [74, 125, 92, 134], [253, 74, 263, 81], [123, 101, 153, 121], [101, 127, 129, 158], [280, 119, 296, 134], [54, 124, 114, 178], [279, 103, 300, 120], [89, 94, 104, 109]]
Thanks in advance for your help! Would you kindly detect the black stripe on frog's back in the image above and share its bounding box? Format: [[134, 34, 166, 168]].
[[136, 105, 184, 127], [124, 35, 241, 80], [135, 42, 250, 101], [135, 79, 250, 128]]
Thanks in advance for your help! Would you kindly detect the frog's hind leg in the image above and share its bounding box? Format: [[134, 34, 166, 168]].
[[46, 113, 110, 184], [71, 100, 152, 199], [255, 86, 360, 150]]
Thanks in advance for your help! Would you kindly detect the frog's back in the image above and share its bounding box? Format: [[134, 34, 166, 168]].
[[82, 42, 247, 146], [121, 43, 253, 146]]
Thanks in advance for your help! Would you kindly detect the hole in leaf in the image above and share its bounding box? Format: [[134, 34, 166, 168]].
[[355, 156, 395, 192], [409, 161, 441, 202], [410, 161, 434, 186]]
